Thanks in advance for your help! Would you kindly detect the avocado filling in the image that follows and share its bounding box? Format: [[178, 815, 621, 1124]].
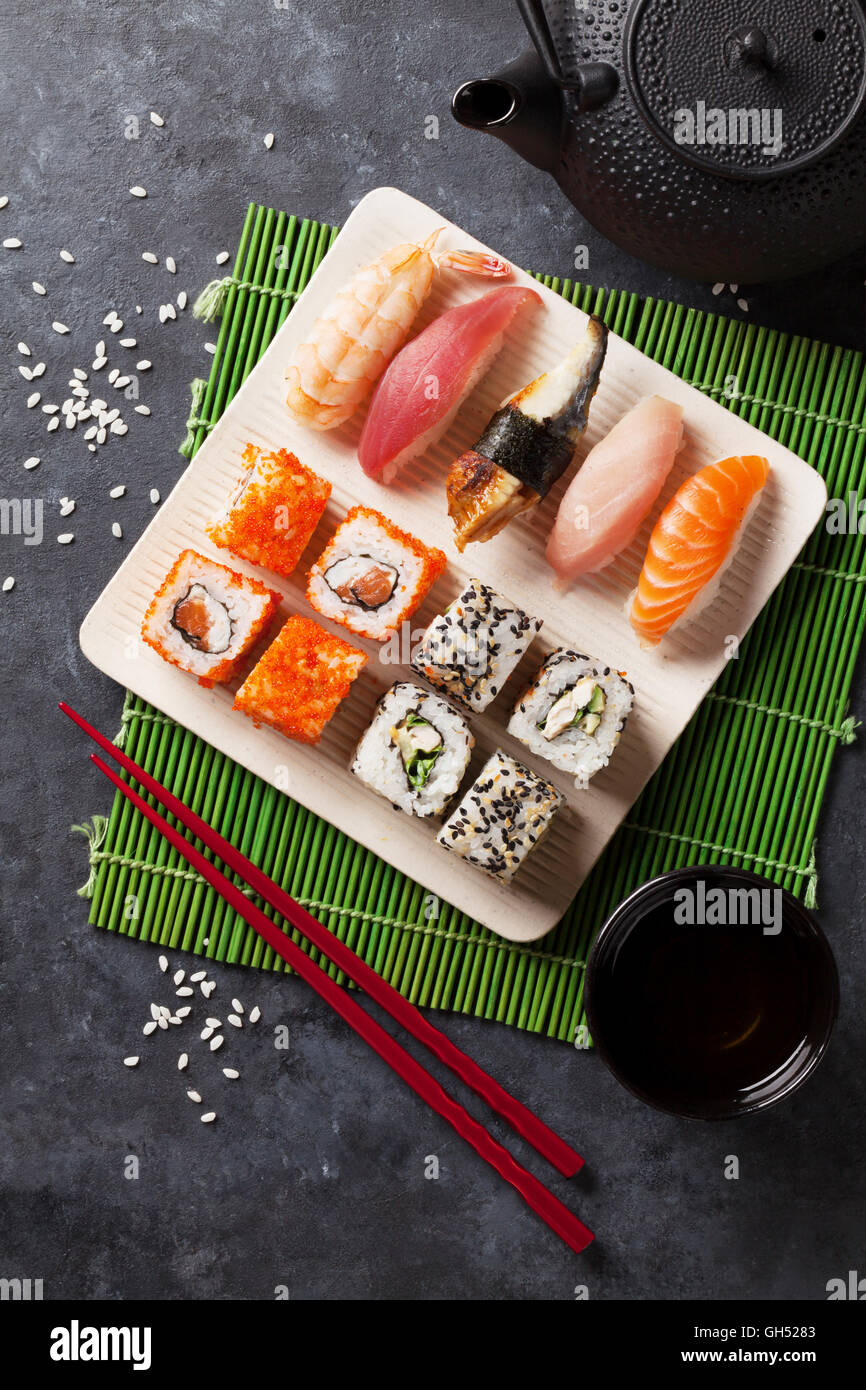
[[391, 711, 444, 789], [538, 678, 605, 740]]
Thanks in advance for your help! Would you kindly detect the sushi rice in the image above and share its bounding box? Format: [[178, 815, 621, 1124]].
[[507, 650, 634, 789], [436, 749, 562, 883], [351, 681, 473, 817], [411, 577, 542, 712]]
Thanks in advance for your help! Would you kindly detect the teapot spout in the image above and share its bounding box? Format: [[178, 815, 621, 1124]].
[[452, 50, 565, 174]]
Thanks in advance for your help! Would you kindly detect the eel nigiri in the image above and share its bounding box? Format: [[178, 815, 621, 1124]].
[[286, 229, 511, 431], [546, 395, 684, 585], [446, 316, 608, 550], [358, 286, 541, 483], [629, 454, 770, 646]]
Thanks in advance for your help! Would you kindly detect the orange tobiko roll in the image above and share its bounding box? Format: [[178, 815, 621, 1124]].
[[233, 614, 367, 743], [207, 443, 331, 578]]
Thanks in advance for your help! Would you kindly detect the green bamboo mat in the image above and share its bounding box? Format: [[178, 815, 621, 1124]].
[[76, 200, 865, 1044]]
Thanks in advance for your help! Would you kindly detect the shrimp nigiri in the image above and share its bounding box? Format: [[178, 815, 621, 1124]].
[[285, 229, 511, 431], [628, 454, 770, 646]]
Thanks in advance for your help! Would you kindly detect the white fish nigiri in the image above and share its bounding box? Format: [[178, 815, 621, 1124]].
[[545, 395, 684, 584]]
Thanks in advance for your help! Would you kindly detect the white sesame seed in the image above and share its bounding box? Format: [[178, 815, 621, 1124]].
[[18, 341, 30, 356], [729, 284, 738, 294], [209, 1035, 224, 1052], [150, 111, 165, 127], [83, 425, 98, 440], [2, 577, 14, 593], [142, 1020, 157, 1035], [169, 1015, 182, 1025], [201, 980, 216, 998], [24, 456, 40, 470], [159, 1005, 171, 1019], [123, 1056, 140, 1067], [119, 337, 137, 348], [204, 342, 217, 354], [65, 413, 76, 429], [189, 970, 206, 982], [264, 132, 275, 149], [96, 427, 107, 444], [737, 298, 750, 312], [111, 520, 122, 538], [3, 237, 22, 249], [136, 359, 152, 371], [216, 251, 230, 265], [200, 1112, 216, 1123], [187, 1090, 202, 1103], [176, 985, 193, 996], [52, 321, 69, 335], [88, 443, 96, 453], [176, 290, 187, 310], [110, 485, 126, 499], [202, 938, 209, 946], [92, 357, 107, 371], [0, 196, 7, 208], [32, 281, 46, 295], [158, 305, 168, 323], [59, 499, 75, 516], [57, 533, 74, 544], [42, 403, 59, 414], [176, 1006, 191, 1018], [136, 305, 142, 313], [135, 404, 151, 416], [95, 339, 106, 356], [141, 251, 158, 264], [59, 249, 74, 263], [248, 1006, 261, 1024], [102, 313, 118, 327], [111, 421, 128, 435], [157, 1016, 168, 1030], [108, 368, 119, 383], [130, 185, 147, 198], [200, 1026, 214, 1041], [231, 998, 244, 1014], [205, 1017, 221, 1029], [18, 365, 33, 380], [46, 417, 59, 432], [712, 283, 724, 296], [31, 361, 45, 377], [73, 367, 87, 381], [109, 319, 123, 333], [91, 397, 106, 411], [165, 256, 177, 274], [164, 302, 177, 321], [150, 1000, 162, 1017], [26, 392, 40, 407], [114, 375, 131, 388], [227, 1014, 243, 1029], [222, 1068, 239, 1079], [178, 1053, 189, 1070]]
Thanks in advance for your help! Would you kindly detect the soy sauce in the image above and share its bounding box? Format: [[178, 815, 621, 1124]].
[[585, 872, 837, 1116]]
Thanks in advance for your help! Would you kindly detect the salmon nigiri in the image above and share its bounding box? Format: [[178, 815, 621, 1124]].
[[546, 395, 684, 585], [358, 286, 540, 483], [629, 454, 770, 646]]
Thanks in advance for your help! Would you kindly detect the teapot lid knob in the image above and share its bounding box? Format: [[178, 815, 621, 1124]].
[[622, 0, 866, 180]]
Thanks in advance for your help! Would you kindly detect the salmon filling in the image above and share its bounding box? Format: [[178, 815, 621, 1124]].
[[171, 584, 233, 653]]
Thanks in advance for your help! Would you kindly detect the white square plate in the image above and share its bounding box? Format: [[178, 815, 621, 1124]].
[[80, 187, 827, 943]]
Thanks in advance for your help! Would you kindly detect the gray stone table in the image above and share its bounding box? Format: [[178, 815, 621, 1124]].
[[1, 0, 864, 1300]]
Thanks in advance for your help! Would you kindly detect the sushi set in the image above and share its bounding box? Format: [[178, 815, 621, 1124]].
[[80, 188, 828, 944]]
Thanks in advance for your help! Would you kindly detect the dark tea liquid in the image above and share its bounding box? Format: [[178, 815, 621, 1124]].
[[593, 902, 814, 1107]]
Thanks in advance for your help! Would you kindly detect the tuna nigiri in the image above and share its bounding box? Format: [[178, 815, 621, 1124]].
[[629, 454, 770, 646], [446, 316, 608, 550], [358, 286, 541, 483], [546, 395, 684, 585]]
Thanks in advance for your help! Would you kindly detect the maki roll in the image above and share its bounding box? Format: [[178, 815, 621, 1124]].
[[507, 650, 634, 789], [446, 317, 607, 549], [411, 578, 542, 712], [351, 681, 473, 817], [306, 505, 446, 641], [234, 614, 367, 744], [141, 549, 281, 687], [436, 750, 562, 883], [207, 443, 331, 579]]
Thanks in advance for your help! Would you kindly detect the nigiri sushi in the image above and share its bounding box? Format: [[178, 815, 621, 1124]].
[[358, 286, 541, 483], [446, 316, 607, 550], [629, 454, 770, 646], [285, 229, 511, 431], [546, 395, 684, 584]]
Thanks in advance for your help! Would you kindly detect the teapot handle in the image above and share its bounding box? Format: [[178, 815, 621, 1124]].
[[516, 0, 619, 108]]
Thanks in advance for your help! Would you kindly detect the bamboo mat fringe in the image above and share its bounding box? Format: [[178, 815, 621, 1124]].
[[75, 202, 865, 1043]]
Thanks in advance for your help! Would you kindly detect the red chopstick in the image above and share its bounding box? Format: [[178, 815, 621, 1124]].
[[60, 701, 583, 1178], [84, 745, 593, 1255]]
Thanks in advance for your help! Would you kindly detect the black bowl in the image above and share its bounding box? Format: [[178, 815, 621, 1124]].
[[585, 867, 838, 1120]]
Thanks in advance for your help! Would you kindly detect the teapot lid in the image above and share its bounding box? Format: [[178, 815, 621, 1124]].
[[623, 0, 866, 179]]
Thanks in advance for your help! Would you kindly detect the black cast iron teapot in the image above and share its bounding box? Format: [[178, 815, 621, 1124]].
[[452, 0, 866, 283]]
